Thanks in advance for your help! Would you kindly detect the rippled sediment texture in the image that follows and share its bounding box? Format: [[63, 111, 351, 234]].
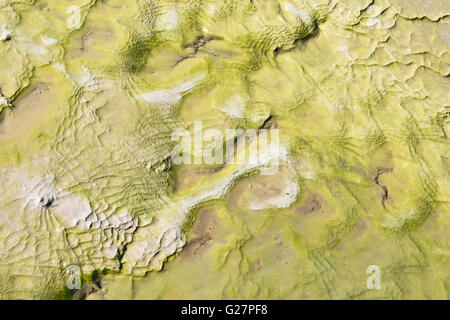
[[0, 0, 448, 299]]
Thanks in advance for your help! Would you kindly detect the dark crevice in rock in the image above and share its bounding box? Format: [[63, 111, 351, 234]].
[[374, 167, 393, 208], [184, 35, 223, 53], [259, 115, 278, 130], [174, 35, 223, 67], [40, 196, 55, 208]]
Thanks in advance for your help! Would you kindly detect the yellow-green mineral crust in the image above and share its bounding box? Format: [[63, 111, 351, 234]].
[[0, 0, 448, 299]]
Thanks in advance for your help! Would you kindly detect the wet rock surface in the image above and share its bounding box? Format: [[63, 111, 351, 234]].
[[0, 0, 448, 299]]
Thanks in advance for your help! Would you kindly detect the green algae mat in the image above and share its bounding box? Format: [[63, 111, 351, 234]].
[[0, 0, 449, 300]]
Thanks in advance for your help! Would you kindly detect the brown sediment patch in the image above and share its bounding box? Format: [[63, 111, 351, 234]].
[[72, 275, 104, 300], [253, 182, 284, 200], [66, 24, 118, 61], [17, 82, 50, 101], [227, 168, 298, 212], [0, 81, 53, 137], [295, 193, 323, 215], [183, 207, 218, 257], [255, 258, 262, 271]]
